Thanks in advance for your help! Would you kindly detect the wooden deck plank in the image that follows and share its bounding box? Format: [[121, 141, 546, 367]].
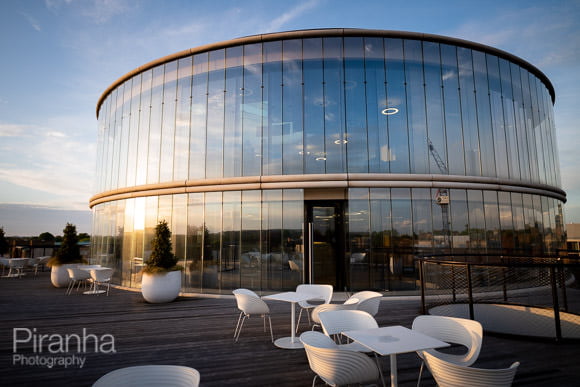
[[0, 271, 579, 386]]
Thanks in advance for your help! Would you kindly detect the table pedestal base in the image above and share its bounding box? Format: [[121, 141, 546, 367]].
[[273, 336, 304, 349]]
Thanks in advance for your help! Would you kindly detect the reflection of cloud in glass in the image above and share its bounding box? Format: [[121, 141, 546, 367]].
[[442, 70, 457, 80], [381, 145, 396, 161]]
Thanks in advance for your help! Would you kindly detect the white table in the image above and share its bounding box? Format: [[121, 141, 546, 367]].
[[262, 291, 318, 349], [342, 325, 449, 387], [1, 258, 29, 278]]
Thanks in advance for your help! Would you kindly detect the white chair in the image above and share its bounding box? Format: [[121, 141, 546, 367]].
[[66, 267, 92, 295], [318, 310, 379, 352], [310, 298, 359, 331], [89, 268, 114, 296], [412, 315, 483, 386], [295, 284, 333, 332], [300, 331, 383, 387], [423, 351, 519, 387], [347, 290, 382, 316], [92, 365, 200, 387], [232, 288, 273, 342]]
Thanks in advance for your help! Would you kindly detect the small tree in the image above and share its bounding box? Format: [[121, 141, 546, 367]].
[[0, 227, 9, 257], [144, 220, 179, 274], [52, 223, 81, 265]]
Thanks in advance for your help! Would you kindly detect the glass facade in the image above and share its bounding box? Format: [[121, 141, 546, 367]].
[[91, 30, 566, 294]]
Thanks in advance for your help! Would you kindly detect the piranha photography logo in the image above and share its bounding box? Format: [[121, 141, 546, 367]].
[[12, 327, 116, 369]]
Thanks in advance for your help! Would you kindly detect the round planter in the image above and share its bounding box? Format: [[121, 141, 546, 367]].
[[51, 264, 78, 288], [141, 270, 182, 303]]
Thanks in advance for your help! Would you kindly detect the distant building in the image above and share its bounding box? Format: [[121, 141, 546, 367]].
[[90, 29, 566, 294], [566, 223, 580, 255]]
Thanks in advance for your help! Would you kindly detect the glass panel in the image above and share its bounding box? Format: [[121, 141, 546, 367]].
[[467, 190, 486, 252], [498, 192, 514, 254], [174, 57, 192, 180], [385, 38, 409, 173], [323, 37, 346, 173], [457, 47, 481, 176], [412, 188, 433, 253], [520, 69, 538, 183], [126, 75, 141, 187], [499, 59, 520, 180], [186, 193, 204, 292], [282, 189, 303, 289], [441, 44, 465, 175], [136, 70, 152, 185], [483, 190, 501, 253], [263, 41, 283, 175], [511, 63, 531, 182], [345, 37, 369, 172], [449, 189, 468, 253], [405, 40, 428, 174], [224, 46, 243, 177], [221, 191, 241, 291], [282, 39, 303, 174], [262, 189, 282, 289], [511, 192, 525, 254], [189, 53, 208, 180], [487, 54, 508, 179], [364, 37, 388, 173], [160, 61, 178, 182], [172, 194, 187, 274], [303, 38, 326, 173], [423, 42, 448, 176], [240, 191, 261, 289], [391, 188, 415, 289], [206, 50, 225, 179], [472, 51, 495, 177], [147, 66, 165, 184], [203, 192, 222, 293], [370, 188, 392, 290], [348, 189, 370, 290], [242, 43, 263, 176]]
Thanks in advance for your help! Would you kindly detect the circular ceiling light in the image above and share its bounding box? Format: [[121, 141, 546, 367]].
[[334, 139, 348, 145], [315, 156, 327, 161], [381, 107, 399, 115]]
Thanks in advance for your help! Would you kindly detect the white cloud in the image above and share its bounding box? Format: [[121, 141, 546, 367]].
[[45, 0, 134, 24], [267, 0, 324, 32], [19, 11, 42, 31], [0, 123, 32, 137]]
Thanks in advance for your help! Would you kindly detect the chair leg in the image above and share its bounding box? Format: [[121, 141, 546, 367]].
[[374, 353, 386, 387], [296, 308, 304, 333], [417, 361, 425, 387], [235, 315, 248, 342], [234, 311, 244, 340], [312, 374, 319, 387], [106, 281, 110, 296]]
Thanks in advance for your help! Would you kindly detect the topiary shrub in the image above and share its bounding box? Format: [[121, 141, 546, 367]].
[[49, 223, 83, 266], [144, 220, 181, 274]]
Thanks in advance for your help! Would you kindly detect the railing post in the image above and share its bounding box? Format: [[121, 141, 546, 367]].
[[419, 259, 426, 315], [467, 263, 474, 320], [550, 265, 562, 341]]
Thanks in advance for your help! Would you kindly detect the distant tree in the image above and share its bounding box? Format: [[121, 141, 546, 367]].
[[52, 223, 81, 265], [38, 232, 55, 242], [78, 233, 90, 242], [0, 227, 9, 257]]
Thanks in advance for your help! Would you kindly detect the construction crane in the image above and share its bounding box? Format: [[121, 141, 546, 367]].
[[428, 139, 450, 248]]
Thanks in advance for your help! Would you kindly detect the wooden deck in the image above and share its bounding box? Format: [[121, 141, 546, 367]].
[[1, 271, 579, 386]]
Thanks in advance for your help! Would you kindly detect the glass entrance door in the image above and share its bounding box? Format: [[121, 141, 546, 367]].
[[306, 201, 345, 289]]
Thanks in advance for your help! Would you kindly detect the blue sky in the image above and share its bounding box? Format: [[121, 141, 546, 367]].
[[0, 0, 578, 236]]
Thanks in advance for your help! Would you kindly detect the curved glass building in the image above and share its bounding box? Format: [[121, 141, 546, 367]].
[[90, 29, 566, 294]]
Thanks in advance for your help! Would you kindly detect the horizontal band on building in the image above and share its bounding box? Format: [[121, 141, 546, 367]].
[[89, 173, 566, 208]]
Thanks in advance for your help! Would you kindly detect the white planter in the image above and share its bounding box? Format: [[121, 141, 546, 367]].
[[141, 270, 182, 303], [51, 264, 78, 288]]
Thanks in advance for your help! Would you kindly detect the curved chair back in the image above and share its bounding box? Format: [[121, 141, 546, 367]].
[[91, 268, 114, 282], [233, 291, 270, 315], [296, 284, 333, 305], [67, 267, 92, 281], [318, 310, 378, 337], [412, 315, 483, 366], [423, 351, 519, 387], [311, 299, 359, 326], [300, 331, 381, 386], [348, 291, 382, 316], [233, 288, 259, 298], [92, 365, 200, 387]]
